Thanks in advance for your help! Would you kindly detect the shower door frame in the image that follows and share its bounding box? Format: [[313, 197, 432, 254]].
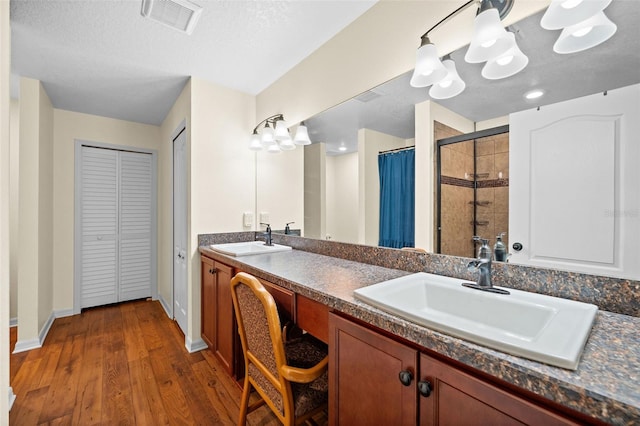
[[435, 125, 509, 254]]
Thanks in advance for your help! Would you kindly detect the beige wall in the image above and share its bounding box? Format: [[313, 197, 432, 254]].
[[159, 80, 191, 310], [52, 109, 162, 312], [304, 143, 326, 239], [188, 77, 255, 344], [326, 152, 358, 244], [17, 78, 54, 343], [1, 0, 12, 418], [9, 99, 18, 320], [415, 100, 475, 251]]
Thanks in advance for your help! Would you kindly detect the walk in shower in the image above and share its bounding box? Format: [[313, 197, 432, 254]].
[[436, 123, 509, 258]]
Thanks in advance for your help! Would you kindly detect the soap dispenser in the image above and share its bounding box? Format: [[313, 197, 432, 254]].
[[494, 232, 507, 262]]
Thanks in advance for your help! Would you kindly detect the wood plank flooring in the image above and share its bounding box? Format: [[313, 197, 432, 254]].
[[9, 299, 328, 425]]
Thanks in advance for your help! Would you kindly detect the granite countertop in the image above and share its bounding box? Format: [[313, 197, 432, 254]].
[[199, 246, 640, 425]]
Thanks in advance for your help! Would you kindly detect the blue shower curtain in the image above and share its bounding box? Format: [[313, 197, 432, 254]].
[[378, 148, 415, 248]]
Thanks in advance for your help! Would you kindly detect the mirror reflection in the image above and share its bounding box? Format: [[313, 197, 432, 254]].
[[300, 2, 640, 278]]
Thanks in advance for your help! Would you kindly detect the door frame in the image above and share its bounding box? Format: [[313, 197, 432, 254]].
[[73, 139, 158, 314]]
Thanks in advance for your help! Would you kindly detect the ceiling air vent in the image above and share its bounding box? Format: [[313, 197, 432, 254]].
[[354, 90, 382, 103], [141, 0, 203, 35]]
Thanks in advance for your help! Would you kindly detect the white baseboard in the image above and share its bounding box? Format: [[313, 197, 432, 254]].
[[185, 336, 207, 353], [12, 338, 40, 354], [8, 387, 16, 411], [158, 294, 172, 318], [9, 317, 17, 327], [12, 308, 76, 353]]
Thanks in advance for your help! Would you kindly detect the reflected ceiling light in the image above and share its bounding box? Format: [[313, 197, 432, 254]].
[[481, 32, 529, 80], [464, 0, 514, 63], [410, 36, 448, 88], [248, 114, 310, 152], [429, 57, 466, 99], [553, 11, 617, 54], [524, 89, 545, 100], [293, 122, 312, 145], [409, 0, 514, 98], [540, 0, 611, 30]]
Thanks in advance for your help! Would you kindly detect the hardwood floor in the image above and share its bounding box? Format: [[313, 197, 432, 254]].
[[9, 299, 328, 425]]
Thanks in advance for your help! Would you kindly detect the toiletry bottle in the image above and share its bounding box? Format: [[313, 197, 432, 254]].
[[494, 233, 507, 261]]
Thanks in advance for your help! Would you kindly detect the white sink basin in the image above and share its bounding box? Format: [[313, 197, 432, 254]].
[[209, 241, 292, 257], [353, 272, 598, 370]]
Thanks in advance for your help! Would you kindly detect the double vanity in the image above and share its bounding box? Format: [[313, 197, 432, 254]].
[[199, 232, 639, 425]]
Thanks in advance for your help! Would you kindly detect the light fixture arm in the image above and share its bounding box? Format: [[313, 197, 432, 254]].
[[252, 113, 285, 134], [420, 0, 477, 40]]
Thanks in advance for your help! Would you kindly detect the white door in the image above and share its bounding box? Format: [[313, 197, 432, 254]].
[[173, 128, 188, 335], [509, 84, 640, 279], [79, 146, 154, 309]]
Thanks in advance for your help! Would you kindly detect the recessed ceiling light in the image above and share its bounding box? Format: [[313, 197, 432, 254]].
[[524, 89, 545, 100], [338, 146, 347, 152]]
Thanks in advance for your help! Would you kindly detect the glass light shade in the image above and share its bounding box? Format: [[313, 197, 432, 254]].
[[293, 124, 311, 145], [541, 0, 611, 30], [410, 42, 448, 88], [428, 59, 465, 99], [481, 32, 529, 80], [248, 132, 262, 151], [279, 139, 296, 151], [274, 120, 290, 140], [266, 143, 281, 154], [261, 125, 275, 145], [553, 11, 617, 54], [465, 8, 512, 63]]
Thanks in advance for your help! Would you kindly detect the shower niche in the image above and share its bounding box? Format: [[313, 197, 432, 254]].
[[436, 123, 509, 258]]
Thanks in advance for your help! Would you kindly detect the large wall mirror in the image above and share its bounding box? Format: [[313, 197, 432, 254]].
[[299, 2, 640, 279]]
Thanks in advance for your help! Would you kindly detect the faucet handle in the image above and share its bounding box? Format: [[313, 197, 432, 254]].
[[260, 222, 271, 231]]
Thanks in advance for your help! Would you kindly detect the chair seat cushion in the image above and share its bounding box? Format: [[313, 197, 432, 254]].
[[285, 333, 329, 416]]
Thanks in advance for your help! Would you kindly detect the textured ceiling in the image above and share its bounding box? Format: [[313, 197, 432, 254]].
[[10, 0, 376, 125], [306, 1, 640, 155]]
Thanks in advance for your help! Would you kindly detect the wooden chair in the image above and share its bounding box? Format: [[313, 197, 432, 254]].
[[230, 272, 329, 426]]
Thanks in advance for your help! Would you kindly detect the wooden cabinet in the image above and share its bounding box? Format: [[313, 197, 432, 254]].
[[200, 256, 235, 376], [329, 312, 580, 426]]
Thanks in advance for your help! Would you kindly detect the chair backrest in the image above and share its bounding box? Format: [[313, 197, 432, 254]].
[[230, 272, 292, 419]]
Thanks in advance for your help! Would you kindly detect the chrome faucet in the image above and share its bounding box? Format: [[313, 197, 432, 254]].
[[261, 223, 273, 246], [464, 236, 510, 295]]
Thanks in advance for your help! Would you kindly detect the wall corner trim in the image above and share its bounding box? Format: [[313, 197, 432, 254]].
[[185, 337, 207, 353], [12, 309, 75, 353], [8, 387, 16, 411]]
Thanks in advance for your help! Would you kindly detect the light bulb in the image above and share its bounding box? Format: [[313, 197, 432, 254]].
[[496, 55, 514, 66], [572, 26, 593, 37], [481, 39, 497, 48], [561, 0, 583, 9]]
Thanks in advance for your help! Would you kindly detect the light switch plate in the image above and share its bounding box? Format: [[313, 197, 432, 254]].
[[243, 212, 253, 228], [260, 212, 269, 224]]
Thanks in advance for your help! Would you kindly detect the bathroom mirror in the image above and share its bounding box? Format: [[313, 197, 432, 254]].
[[294, 1, 640, 277]]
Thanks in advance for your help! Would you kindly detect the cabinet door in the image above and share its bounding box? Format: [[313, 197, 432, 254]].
[[200, 256, 216, 349], [329, 313, 417, 426], [419, 353, 578, 425], [214, 261, 235, 376]]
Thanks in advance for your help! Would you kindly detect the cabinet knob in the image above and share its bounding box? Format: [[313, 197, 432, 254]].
[[398, 370, 413, 387], [418, 380, 432, 397]]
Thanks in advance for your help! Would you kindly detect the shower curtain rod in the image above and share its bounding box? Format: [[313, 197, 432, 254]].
[[379, 146, 415, 155]]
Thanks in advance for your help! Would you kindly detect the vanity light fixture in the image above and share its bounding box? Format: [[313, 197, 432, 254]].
[[410, 0, 523, 97], [541, 0, 617, 54], [249, 114, 311, 153]]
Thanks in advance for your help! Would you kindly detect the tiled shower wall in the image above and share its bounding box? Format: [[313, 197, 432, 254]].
[[436, 122, 509, 257]]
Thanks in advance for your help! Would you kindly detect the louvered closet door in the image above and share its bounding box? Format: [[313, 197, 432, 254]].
[[80, 147, 119, 308], [119, 151, 153, 302], [80, 147, 153, 309]]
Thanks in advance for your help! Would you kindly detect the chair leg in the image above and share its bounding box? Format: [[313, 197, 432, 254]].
[[238, 378, 252, 426]]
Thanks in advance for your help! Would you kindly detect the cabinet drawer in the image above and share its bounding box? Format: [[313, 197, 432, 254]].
[[297, 294, 329, 343]]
